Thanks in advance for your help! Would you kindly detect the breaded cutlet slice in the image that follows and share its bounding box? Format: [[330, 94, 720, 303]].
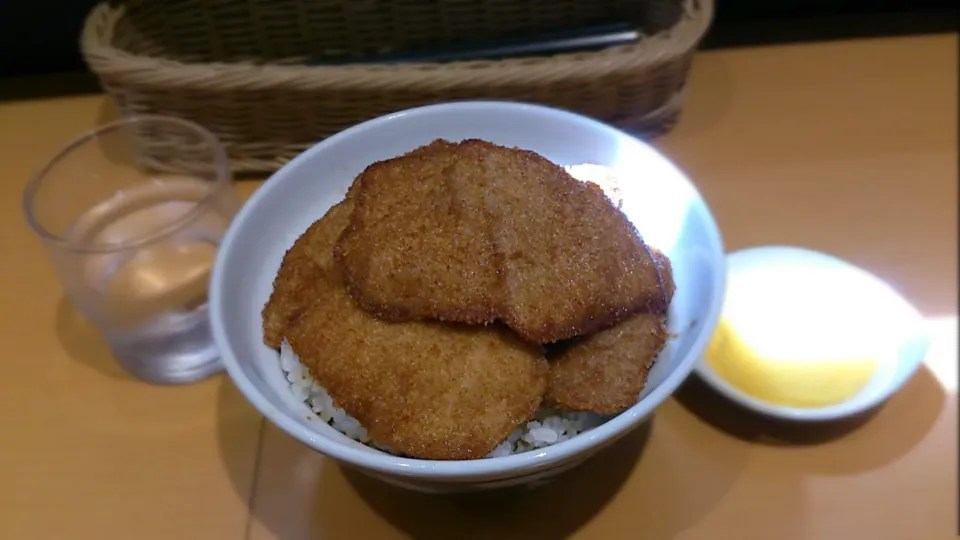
[[543, 249, 675, 415], [651, 249, 676, 303], [344, 139, 455, 200], [261, 220, 331, 349], [284, 199, 547, 460], [337, 138, 666, 343], [336, 140, 500, 324], [265, 141, 462, 348], [450, 140, 665, 343]]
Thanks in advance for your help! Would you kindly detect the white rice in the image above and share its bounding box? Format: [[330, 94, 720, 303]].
[[279, 340, 606, 458]]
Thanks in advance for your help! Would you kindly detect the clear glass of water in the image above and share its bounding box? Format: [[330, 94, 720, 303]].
[[23, 116, 238, 384]]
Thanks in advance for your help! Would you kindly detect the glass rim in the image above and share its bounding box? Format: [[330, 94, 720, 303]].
[[22, 114, 231, 255]]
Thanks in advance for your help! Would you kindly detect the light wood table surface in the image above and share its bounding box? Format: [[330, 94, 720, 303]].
[[1, 34, 956, 540]]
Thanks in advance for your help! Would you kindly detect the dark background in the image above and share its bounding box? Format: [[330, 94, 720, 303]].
[[0, 0, 955, 99]]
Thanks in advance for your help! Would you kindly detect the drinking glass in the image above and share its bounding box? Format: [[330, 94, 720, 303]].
[[23, 116, 238, 384]]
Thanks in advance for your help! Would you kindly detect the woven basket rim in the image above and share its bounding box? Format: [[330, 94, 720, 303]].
[[80, 0, 713, 92]]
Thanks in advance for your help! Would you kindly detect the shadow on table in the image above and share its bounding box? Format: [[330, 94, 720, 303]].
[[238, 397, 762, 540], [674, 365, 946, 474], [236, 418, 684, 540], [57, 295, 263, 516], [55, 296, 138, 382], [343, 420, 652, 540], [215, 377, 268, 518]]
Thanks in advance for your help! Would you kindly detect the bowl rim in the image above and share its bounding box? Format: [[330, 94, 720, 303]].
[[693, 245, 929, 422], [211, 100, 727, 478]]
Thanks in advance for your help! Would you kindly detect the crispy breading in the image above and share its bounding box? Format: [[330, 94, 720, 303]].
[[544, 312, 668, 415], [336, 141, 500, 324], [289, 297, 547, 460], [543, 249, 675, 414], [336, 139, 665, 343], [344, 139, 456, 200], [265, 140, 460, 348], [454, 140, 666, 342], [261, 221, 330, 349], [273, 200, 547, 460]]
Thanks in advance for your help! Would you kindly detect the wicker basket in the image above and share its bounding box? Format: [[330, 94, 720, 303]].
[[81, 0, 713, 175]]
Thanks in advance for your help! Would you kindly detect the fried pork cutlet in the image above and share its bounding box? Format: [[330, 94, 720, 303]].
[[544, 249, 675, 415], [265, 141, 460, 348], [262, 221, 331, 349], [336, 141, 501, 325], [336, 139, 665, 344], [343, 139, 456, 201], [273, 200, 548, 460]]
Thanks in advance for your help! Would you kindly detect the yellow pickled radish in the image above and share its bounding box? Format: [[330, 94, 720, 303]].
[[706, 263, 882, 408]]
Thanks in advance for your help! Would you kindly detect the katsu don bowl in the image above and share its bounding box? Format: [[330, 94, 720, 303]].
[[211, 101, 726, 493]]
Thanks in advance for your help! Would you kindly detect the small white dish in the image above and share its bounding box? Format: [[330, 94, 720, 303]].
[[695, 245, 930, 422]]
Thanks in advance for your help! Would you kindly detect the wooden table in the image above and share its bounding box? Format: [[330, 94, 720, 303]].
[[1, 34, 956, 540]]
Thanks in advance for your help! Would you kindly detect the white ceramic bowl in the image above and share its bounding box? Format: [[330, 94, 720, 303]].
[[694, 246, 930, 422], [210, 101, 727, 492]]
